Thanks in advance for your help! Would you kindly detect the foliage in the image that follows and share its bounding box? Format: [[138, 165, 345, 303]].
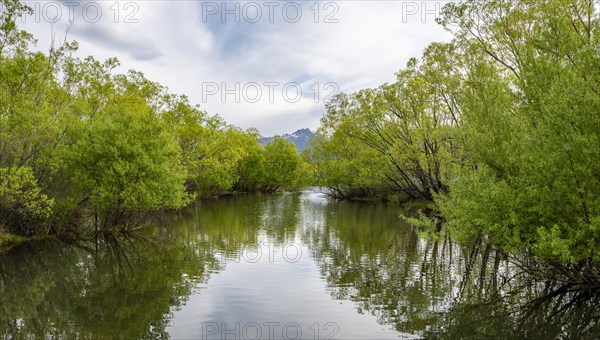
[[69, 95, 190, 231], [304, 0, 600, 278], [0, 167, 53, 235], [305, 42, 464, 200], [303, 128, 389, 199], [434, 0, 600, 268], [0, 0, 302, 237], [236, 136, 306, 192], [161, 96, 261, 197]]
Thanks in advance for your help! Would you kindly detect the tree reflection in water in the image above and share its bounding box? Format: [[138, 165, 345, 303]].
[[1, 192, 599, 338], [298, 195, 600, 339], [0, 232, 216, 339]]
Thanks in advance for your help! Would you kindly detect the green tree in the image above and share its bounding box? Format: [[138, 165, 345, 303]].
[[0, 0, 34, 55], [435, 0, 600, 274], [303, 127, 389, 199], [161, 96, 259, 196], [69, 94, 189, 231], [236, 137, 304, 192], [307, 43, 463, 200], [0, 166, 54, 235]]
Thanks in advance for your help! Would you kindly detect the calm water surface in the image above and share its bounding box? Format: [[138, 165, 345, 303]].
[[1, 191, 599, 339]]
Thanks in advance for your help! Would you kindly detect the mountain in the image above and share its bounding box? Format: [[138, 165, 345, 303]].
[[258, 128, 316, 153]]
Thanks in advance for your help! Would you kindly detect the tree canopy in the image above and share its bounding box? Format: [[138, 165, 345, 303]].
[[304, 0, 600, 281], [0, 0, 307, 236]]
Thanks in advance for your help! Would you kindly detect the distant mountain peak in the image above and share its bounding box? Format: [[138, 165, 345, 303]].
[[292, 128, 312, 136], [258, 128, 315, 152]]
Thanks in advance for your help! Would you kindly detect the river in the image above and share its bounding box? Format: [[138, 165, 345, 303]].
[[1, 191, 599, 339]]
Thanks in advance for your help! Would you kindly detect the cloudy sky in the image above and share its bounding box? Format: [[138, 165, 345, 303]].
[[20, 0, 451, 136]]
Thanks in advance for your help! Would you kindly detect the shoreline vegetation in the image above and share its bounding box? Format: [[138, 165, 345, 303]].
[[3, 0, 600, 291], [303, 0, 600, 289], [0, 0, 310, 240]]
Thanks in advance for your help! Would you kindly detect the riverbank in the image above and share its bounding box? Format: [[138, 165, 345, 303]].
[[0, 189, 433, 255]]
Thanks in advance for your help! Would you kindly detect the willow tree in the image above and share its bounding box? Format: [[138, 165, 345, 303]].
[[161, 95, 259, 197], [435, 0, 600, 277], [0, 0, 77, 235], [69, 93, 189, 232], [309, 43, 464, 200], [236, 137, 305, 193]]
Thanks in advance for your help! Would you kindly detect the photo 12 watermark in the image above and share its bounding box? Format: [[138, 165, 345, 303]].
[[232, 241, 303, 263], [201, 1, 339, 24], [12, 1, 140, 24], [201, 82, 339, 104], [201, 321, 339, 340], [3, 1, 444, 26], [400, 1, 442, 23]]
